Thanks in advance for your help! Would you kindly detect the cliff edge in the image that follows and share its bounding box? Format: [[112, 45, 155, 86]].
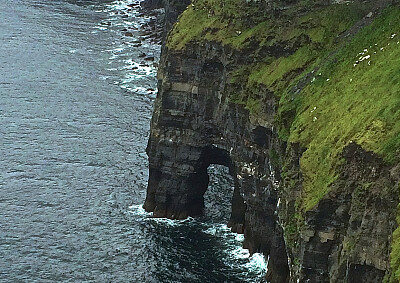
[[143, 0, 400, 281]]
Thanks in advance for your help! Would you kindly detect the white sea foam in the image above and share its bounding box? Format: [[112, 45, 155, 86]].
[[94, 26, 108, 31], [147, 216, 195, 227], [203, 223, 230, 236], [128, 204, 152, 216], [99, 75, 109, 81], [232, 247, 251, 259], [235, 233, 245, 241], [246, 253, 268, 272], [113, 47, 125, 53], [109, 54, 119, 60], [121, 86, 152, 94]]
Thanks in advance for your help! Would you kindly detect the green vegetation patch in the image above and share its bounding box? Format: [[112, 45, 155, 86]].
[[248, 46, 317, 91], [168, 0, 367, 51], [287, 7, 400, 210], [167, 0, 267, 50], [240, 3, 371, 114]]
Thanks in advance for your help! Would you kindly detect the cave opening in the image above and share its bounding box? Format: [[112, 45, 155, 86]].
[[189, 145, 246, 230]]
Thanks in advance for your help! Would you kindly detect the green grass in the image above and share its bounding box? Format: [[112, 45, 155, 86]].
[[167, 0, 266, 50], [248, 46, 317, 91], [168, 0, 368, 51], [287, 7, 400, 210]]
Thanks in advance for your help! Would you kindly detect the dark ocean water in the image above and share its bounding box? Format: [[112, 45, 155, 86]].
[[0, 0, 267, 282]]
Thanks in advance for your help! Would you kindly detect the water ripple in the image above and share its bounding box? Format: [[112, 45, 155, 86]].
[[0, 0, 266, 282]]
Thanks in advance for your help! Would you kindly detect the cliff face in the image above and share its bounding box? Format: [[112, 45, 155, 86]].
[[286, 142, 399, 282], [143, 0, 400, 282], [144, 40, 290, 280]]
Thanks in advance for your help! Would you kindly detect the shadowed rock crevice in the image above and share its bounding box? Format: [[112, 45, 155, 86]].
[[347, 264, 385, 283]]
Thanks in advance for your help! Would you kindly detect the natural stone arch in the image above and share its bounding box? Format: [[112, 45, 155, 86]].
[[144, 143, 246, 229], [187, 145, 246, 230]]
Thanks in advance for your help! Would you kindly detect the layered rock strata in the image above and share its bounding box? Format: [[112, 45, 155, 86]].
[[142, 0, 400, 282], [143, 40, 290, 281]]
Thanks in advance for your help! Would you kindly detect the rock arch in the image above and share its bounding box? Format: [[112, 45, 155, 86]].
[[144, 143, 246, 229]]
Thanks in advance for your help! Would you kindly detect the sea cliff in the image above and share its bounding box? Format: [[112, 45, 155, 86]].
[[143, 0, 400, 281]]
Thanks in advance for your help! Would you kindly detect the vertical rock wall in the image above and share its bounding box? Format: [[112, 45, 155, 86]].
[[142, 1, 400, 282], [143, 40, 290, 281]]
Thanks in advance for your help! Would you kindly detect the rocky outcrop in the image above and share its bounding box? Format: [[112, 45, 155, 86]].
[[161, 0, 190, 36], [140, 0, 190, 40], [282, 142, 399, 282], [143, 0, 400, 282], [143, 40, 290, 281]]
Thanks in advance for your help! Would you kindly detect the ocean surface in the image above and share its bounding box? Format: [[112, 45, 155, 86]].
[[0, 0, 267, 282]]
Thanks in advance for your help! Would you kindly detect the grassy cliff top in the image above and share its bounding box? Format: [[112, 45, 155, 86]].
[[288, 7, 400, 211], [167, 0, 371, 50]]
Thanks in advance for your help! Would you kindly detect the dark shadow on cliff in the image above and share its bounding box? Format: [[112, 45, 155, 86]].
[[190, 146, 247, 231]]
